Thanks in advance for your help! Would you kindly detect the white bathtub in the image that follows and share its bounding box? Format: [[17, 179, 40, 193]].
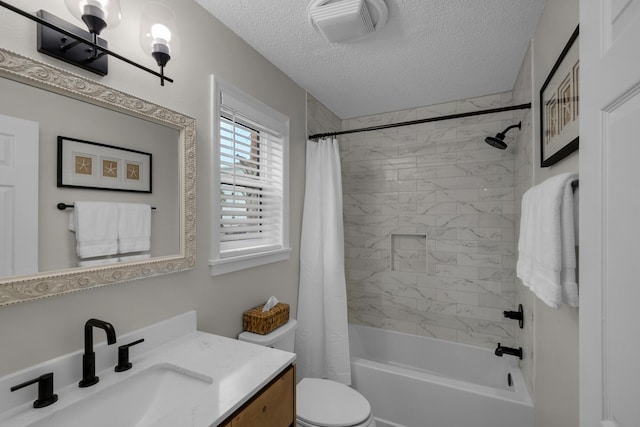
[[348, 323, 533, 427]]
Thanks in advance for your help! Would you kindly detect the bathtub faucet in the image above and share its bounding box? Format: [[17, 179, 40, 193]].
[[494, 343, 523, 359]]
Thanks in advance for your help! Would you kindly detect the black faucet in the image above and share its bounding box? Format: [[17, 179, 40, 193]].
[[494, 343, 523, 360], [79, 319, 117, 387], [10, 372, 58, 408]]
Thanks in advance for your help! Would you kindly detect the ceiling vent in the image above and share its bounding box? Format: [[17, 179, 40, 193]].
[[307, 0, 388, 43]]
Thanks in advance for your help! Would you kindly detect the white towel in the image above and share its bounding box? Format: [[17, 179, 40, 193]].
[[117, 203, 151, 254], [72, 202, 119, 258], [516, 172, 578, 308]]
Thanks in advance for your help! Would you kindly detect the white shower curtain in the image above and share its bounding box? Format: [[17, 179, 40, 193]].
[[295, 137, 351, 385]]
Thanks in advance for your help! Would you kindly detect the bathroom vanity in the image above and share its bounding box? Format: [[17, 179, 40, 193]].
[[0, 311, 296, 427], [219, 364, 294, 426]]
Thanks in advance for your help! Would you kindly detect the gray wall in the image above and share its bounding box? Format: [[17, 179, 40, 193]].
[[0, 0, 306, 377], [513, 0, 580, 426], [339, 93, 519, 349]]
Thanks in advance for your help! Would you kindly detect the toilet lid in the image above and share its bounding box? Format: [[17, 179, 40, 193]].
[[297, 378, 371, 427]]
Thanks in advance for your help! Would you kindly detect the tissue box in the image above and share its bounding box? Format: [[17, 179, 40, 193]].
[[243, 303, 290, 335]]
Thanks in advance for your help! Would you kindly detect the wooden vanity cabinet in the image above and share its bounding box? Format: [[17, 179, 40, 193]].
[[221, 364, 295, 427]]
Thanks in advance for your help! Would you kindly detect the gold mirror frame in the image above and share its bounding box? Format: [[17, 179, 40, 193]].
[[0, 48, 196, 306]]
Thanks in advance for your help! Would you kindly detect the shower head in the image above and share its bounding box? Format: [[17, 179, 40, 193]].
[[484, 121, 521, 150]]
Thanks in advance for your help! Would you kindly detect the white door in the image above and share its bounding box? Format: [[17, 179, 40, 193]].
[[0, 114, 39, 278], [580, 0, 640, 426]]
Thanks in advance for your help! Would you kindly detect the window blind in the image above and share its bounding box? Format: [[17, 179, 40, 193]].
[[218, 105, 284, 255]]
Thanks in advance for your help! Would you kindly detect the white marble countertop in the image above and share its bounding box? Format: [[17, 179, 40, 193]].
[[0, 312, 296, 427]]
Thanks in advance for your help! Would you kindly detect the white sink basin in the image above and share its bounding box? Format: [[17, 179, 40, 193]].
[[28, 363, 213, 427]]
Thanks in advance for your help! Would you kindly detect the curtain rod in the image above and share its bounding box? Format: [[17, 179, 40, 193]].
[[308, 103, 532, 140]]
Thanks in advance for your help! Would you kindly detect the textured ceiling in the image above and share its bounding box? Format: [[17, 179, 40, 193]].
[[195, 0, 545, 119]]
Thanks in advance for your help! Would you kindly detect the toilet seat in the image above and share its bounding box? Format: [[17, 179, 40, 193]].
[[296, 378, 373, 427]]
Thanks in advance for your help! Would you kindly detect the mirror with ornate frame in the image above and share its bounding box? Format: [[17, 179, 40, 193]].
[[0, 48, 196, 306]]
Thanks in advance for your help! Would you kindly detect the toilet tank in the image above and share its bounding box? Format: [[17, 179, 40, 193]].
[[238, 319, 297, 352]]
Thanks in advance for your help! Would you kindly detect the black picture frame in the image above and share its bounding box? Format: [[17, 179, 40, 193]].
[[540, 25, 580, 167], [57, 136, 152, 193]]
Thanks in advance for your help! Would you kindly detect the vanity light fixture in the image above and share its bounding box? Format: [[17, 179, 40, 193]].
[[0, 0, 174, 85], [139, 2, 179, 86]]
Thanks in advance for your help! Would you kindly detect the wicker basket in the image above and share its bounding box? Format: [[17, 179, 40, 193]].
[[243, 302, 290, 335]]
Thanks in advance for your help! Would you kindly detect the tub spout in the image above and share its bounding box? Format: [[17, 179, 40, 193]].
[[494, 343, 522, 360]]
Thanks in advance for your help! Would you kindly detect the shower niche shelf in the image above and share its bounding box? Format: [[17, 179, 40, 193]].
[[390, 232, 428, 273]]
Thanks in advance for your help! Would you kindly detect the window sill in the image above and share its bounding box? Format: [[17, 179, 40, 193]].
[[209, 248, 291, 276]]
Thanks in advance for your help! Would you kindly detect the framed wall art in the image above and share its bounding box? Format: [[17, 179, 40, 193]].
[[540, 25, 579, 167], [57, 136, 152, 192]]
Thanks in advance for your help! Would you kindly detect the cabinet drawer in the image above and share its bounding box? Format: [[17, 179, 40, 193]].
[[230, 365, 294, 427]]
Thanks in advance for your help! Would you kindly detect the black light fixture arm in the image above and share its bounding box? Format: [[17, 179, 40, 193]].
[[0, 0, 173, 85]]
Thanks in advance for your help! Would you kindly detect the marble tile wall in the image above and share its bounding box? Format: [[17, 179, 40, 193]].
[[341, 92, 519, 348]]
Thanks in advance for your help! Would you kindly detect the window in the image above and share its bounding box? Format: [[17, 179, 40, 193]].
[[210, 77, 290, 275]]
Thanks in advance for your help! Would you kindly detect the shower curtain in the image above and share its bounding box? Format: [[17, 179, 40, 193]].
[[295, 137, 351, 385]]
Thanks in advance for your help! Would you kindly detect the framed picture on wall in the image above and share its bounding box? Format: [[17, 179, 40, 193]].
[[57, 136, 152, 192], [540, 25, 579, 167]]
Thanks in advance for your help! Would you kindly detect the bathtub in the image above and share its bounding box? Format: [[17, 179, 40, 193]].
[[348, 323, 533, 427]]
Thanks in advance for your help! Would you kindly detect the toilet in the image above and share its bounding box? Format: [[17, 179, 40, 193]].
[[238, 319, 376, 427]]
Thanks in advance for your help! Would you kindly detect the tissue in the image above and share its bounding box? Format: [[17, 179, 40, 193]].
[[262, 296, 279, 312]]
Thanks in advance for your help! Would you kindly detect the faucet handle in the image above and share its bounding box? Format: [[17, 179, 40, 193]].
[[11, 372, 58, 408], [115, 338, 145, 372]]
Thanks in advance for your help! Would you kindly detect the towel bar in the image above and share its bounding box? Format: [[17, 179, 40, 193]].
[[57, 203, 156, 210]]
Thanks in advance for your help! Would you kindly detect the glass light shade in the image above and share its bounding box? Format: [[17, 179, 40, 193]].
[[139, 2, 180, 62], [64, 0, 122, 31]]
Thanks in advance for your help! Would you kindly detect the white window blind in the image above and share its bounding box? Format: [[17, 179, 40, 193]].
[[218, 106, 284, 254]]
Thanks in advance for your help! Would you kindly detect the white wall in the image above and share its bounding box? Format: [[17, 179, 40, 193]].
[[0, 0, 306, 377], [513, 0, 580, 426]]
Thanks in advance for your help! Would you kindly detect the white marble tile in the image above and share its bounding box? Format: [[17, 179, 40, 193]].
[[379, 157, 417, 170], [435, 264, 478, 280], [416, 228, 450, 241], [338, 92, 518, 348], [457, 201, 503, 214], [458, 253, 503, 268], [437, 289, 479, 306], [436, 239, 478, 253], [457, 227, 502, 241], [344, 192, 399, 205], [436, 138, 479, 153], [457, 148, 504, 164], [458, 174, 514, 190], [478, 267, 516, 282], [478, 214, 515, 228], [416, 152, 458, 167], [435, 214, 479, 227], [398, 167, 437, 180], [436, 189, 479, 202], [341, 146, 398, 162], [456, 304, 504, 322], [477, 241, 516, 256], [417, 202, 458, 215], [479, 187, 515, 201]]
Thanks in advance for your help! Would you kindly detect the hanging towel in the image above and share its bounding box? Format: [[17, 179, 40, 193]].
[[516, 172, 578, 308], [72, 202, 119, 258], [117, 203, 151, 254]]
